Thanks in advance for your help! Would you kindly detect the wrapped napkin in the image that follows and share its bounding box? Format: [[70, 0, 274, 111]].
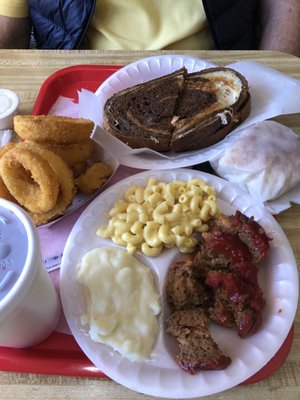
[[210, 121, 300, 212]]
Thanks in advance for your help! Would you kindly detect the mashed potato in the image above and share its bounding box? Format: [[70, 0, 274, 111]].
[[77, 246, 161, 361]]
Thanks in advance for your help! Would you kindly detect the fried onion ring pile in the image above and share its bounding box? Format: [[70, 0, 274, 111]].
[[13, 115, 96, 176], [0, 115, 113, 225], [14, 115, 95, 170], [13, 114, 113, 195]]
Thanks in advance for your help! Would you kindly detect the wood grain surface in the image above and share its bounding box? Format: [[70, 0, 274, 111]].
[[0, 49, 299, 400]]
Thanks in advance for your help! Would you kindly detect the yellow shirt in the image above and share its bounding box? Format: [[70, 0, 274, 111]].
[[83, 0, 214, 50], [0, 0, 213, 50], [0, 0, 28, 18]]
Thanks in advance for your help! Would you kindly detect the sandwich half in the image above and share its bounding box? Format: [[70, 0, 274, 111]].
[[103, 66, 250, 152], [103, 68, 186, 151]]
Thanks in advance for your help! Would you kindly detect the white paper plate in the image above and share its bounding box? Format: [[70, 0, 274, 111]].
[[94, 54, 230, 169], [60, 169, 298, 398]]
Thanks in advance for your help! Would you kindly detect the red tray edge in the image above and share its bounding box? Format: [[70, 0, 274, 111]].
[[32, 64, 122, 115]]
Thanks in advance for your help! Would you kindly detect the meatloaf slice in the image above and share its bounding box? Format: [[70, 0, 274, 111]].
[[208, 211, 271, 264], [200, 230, 260, 284], [166, 308, 231, 374], [205, 270, 265, 337], [166, 258, 211, 310], [194, 211, 269, 337]]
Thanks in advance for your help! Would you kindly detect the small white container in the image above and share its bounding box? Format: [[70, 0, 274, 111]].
[[0, 89, 19, 130], [0, 199, 61, 348]]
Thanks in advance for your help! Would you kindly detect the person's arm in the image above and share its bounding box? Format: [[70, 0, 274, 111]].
[[0, 15, 30, 48], [259, 0, 300, 57]]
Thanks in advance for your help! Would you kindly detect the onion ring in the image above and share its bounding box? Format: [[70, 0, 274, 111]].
[[14, 115, 94, 144], [34, 139, 94, 166], [0, 146, 59, 213], [76, 162, 112, 194], [20, 142, 76, 226], [0, 143, 18, 202], [0, 142, 16, 158]]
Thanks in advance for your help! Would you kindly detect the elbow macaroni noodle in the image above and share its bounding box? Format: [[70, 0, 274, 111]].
[[97, 177, 220, 257]]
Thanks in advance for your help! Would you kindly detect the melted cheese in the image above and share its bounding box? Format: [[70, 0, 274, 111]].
[[77, 247, 161, 361], [202, 70, 242, 107]]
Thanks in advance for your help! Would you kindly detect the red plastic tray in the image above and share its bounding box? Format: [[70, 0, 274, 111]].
[[32, 64, 122, 115], [0, 64, 294, 383], [0, 332, 106, 378]]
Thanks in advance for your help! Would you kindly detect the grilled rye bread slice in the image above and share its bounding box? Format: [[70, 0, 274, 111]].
[[103, 67, 250, 152], [103, 68, 187, 151], [170, 67, 250, 152]]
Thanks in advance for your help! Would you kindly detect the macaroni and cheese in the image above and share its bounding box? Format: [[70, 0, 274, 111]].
[[97, 177, 220, 257]]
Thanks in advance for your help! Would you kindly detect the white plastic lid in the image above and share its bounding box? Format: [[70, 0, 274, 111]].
[[0, 199, 39, 317], [0, 88, 19, 130]]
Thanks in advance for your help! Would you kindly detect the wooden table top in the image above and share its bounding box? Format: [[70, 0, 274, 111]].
[[0, 49, 299, 400]]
